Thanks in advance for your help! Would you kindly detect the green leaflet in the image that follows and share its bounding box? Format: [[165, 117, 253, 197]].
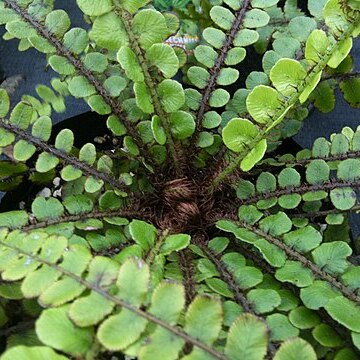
[[325, 296, 360, 332], [184, 296, 222, 345], [210, 6, 235, 30], [98, 309, 148, 351], [147, 43, 179, 78], [275, 261, 314, 287], [117, 0, 151, 14], [288, 306, 320, 330], [31, 198, 64, 221], [157, 79, 185, 112], [243, 9, 270, 28], [129, 220, 157, 250], [134, 82, 154, 114], [288, 16, 317, 43], [312, 324, 343, 347], [149, 282, 185, 324], [49, 55, 75, 75], [194, 45, 217, 68], [63, 28, 89, 54], [132, 9, 169, 49], [311, 241, 352, 275], [151, 115, 167, 145], [117, 46, 144, 82], [188, 66, 210, 89], [90, 12, 128, 50], [222, 118, 258, 153], [160, 233, 191, 255], [36, 305, 94, 356], [203, 27, 226, 49], [84, 52, 108, 73], [234, 29, 259, 47], [273, 338, 317, 360], [305, 30, 330, 64], [267, 314, 299, 341], [240, 138, 267, 171], [9, 102, 33, 130], [246, 85, 282, 124], [340, 78, 360, 108], [13, 140, 36, 161], [76, 0, 113, 16], [270, 59, 307, 97], [247, 289, 281, 313], [225, 314, 268, 360], [1, 346, 68, 360], [45, 10, 70, 37], [0, 89, 10, 118]]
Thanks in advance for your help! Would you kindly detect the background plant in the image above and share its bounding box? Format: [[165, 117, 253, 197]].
[[0, 0, 359, 359]]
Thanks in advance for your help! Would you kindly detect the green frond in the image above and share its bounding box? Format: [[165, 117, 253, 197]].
[[0, 0, 360, 358]]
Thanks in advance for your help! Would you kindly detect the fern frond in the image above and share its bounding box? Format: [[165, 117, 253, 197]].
[[217, 215, 360, 304], [0, 228, 261, 360], [2, 0, 153, 166], [0, 118, 128, 192], [210, 2, 360, 188]]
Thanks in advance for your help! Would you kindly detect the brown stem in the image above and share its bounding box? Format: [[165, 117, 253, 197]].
[[322, 71, 360, 82], [292, 204, 360, 219], [189, 0, 252, 152], [237, 179, 360, 206], [0, 120, 129, 192], [195, 238, 277, 357], [275, 150, 360, 166], [113, 4, 183, 176], [21, 209, 150, 232], [179, 250, 197, 306]]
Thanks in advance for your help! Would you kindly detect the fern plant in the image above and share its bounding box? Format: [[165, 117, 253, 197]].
[[0, 0, 360, 359]]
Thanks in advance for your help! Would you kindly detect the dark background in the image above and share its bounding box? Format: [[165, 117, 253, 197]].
[[0, 1, 359, 236]]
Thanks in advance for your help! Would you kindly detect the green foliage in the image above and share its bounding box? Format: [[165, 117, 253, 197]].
[[0, 0, 360, 359]]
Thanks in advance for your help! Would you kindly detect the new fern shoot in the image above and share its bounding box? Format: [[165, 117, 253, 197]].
[[0, 0, 360, 359]]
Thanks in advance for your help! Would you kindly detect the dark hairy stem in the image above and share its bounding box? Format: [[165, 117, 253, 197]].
[[195, 240, 277, 357], [196, 240, 252, 312], [275, 150, 360, 166], [3, 0, 153, 165], [0, 240, 227, 360], [113, 3, 183, 175], [0, 320, 34, 338], [0, 120, 128, 192], [189, 0, 252, 148], [322, 71, 360, 82], [178, 250, 197, 306], [236, 220, 360, 304], [21, 209, 150, 232], [237, 179, 360, 206], [292, 204, 360, 219]]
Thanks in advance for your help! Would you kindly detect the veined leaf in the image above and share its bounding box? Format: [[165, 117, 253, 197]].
[[77, 0, 113, 16], [185, 296, 222, 345], [222, 118, 258, 153], [1, 346, 68, 360], [273, 338, 316, 360], [36, 306, 94, 356], [270, 59, 307, 97], [225, 313, 268, 360]]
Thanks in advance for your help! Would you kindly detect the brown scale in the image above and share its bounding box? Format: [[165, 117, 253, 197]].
[[159, 177, 200, 232]]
